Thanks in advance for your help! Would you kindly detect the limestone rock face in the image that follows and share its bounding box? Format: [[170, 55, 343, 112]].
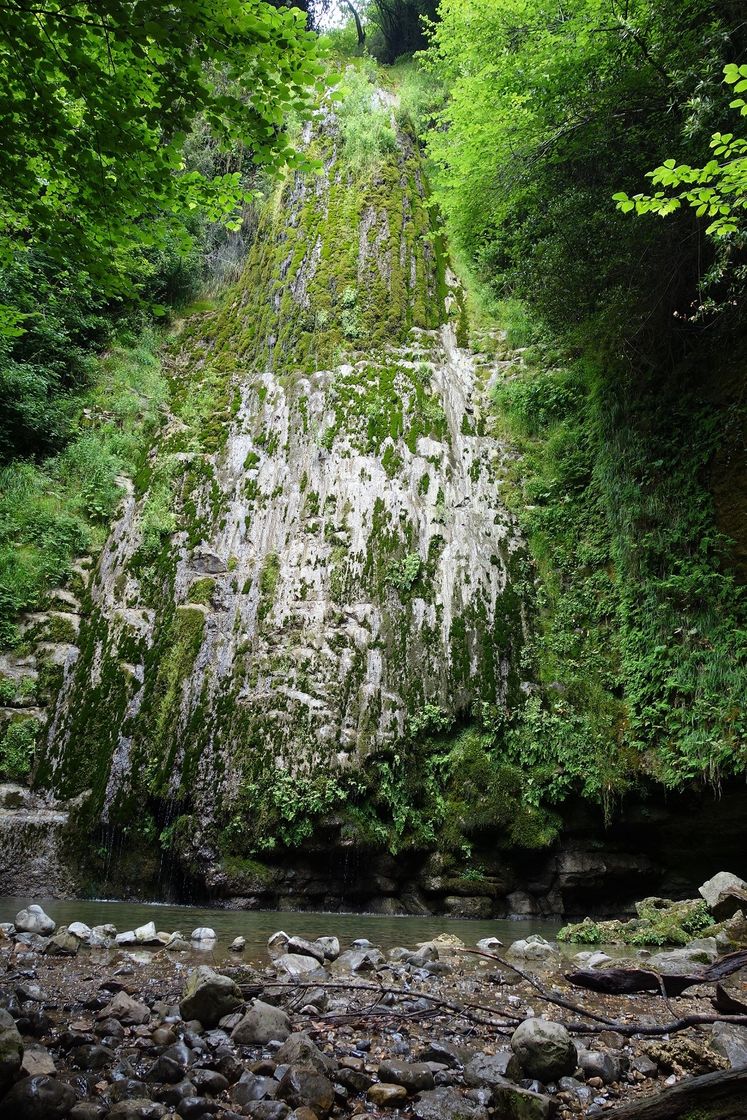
[[36, 89, 527, 888]]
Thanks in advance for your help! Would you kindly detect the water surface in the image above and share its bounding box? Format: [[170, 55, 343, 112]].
[[0, 896, 563, 963]]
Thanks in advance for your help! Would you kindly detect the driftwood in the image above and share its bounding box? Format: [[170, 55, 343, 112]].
[[714, 981, 747, 1015], [252, 977, 747, 1040], [566, 948, 747, 999], [605, 1066, 747, 1118]]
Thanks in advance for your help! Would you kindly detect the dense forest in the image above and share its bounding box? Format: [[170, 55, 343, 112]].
[[0, 0, 745, 877]]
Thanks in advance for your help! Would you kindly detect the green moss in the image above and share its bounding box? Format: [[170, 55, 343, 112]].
[[0, 716, 37, 780], [258, 553, 280, 623], [558, 898, 715, 946], [187, 577, 215, 605]]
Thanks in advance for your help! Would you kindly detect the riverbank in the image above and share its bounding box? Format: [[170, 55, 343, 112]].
[[1, 901, 746, 1118]]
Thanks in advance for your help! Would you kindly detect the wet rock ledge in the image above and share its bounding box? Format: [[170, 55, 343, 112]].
[[1, 894, 746, 1119]]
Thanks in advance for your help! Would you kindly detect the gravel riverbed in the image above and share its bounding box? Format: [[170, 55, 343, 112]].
[[0, 905, 743, 1119]]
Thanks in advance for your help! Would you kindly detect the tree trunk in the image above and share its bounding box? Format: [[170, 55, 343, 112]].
[[606, 1067, 747, 1119], [342, 0, 365, 46]]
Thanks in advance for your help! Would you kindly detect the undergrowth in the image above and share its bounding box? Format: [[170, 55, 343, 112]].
[[0, 329, 167, 647], [488, 300, 746, 804]]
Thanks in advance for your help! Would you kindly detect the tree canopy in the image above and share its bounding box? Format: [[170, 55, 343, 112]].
[[0, 0, 324, 329]]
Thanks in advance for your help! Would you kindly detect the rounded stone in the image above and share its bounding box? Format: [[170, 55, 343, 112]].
[[511, 1018, 577, 1082], [0, 1074, 76, 1119]]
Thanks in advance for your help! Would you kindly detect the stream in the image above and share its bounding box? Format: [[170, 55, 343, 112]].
[[0, 895, 562, 962]]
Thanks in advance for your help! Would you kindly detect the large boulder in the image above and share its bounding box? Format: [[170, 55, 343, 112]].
[[101, 990, 150, 1026], [316, 936, 340, 961], [330, 948, 384, 974], [273, 953, 326, 981], [44, 927, 80, 956], [711, 1022, 747, 1069], [275, 1033, 336, 1076], [285, 936, 325, 964], [14, 905, 55, 936], [491, 1082, 553, 1119], [277, 1066, 334, 1115], [179, 966, 242, 1027], [0, 1074, 76, 1119], [507, 936, 558, 963], [511, 1018, 577, 1082], [231, 999, 291, 1045], [699, 872, 747, 920], [0, 1008, 23, 1094], [464, 1051, 521, 1089]]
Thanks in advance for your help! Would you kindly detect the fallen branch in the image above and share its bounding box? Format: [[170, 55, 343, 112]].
[[566, 950, 747, 999], [458, 946, 619, 1026], [563, 1012, 747, 1037], [604, 1066, 747, 1118], [251, 979, 523, 1031]]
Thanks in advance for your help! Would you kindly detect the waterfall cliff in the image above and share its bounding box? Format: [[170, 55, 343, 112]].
[[24, 83, 528, 900]]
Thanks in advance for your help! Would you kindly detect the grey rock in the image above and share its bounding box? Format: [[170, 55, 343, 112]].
[[267, 931, 290, 959], [417, 1041, 464, 1068], [21, 1042, 57, 1077], [475, 937, 503, 952], [578, 1049, 621, 1084], [507, 936, 558, 963], [179, 966, 242, 1028], [231, 1072, 280, 1106], [491, 1081, 553, 1119], [274, 953, 327, 981], [464, 1051, 521, 1088], [70, 1043, 115, 1070], [243, 1104, 290, 1120], [277, 1066, 335, 1115], [44, 928, 80, 956], [275, 1033, 337, 1076], [699, 872, 747, 910], [229, 936, 246, 952], [711, 1021, 747, 1068], [315, 936, 340, 961], [285, 936, 325, 963], [70, 1105, 107, 1120], [330, 948, 384, 974], [100, 991, 150, 1026], [413, 1087, 489, 1120], [0, 1075, 76, 1119], [630, 1054, 658, 1078], [648, 939, 718, 972], [68, 921, 93, 943], [15, 905, 55, 936], [0, 1007, 23, 1094], [335, 1068, 374, 1093], [511, 1018, 577, 1081], [106, 1102, 167, 1120], [231, 1000, 291, 1045], [191, 926, 217, 942], [377, 1059, 435, 1092], [134, 921, 159, 944]]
